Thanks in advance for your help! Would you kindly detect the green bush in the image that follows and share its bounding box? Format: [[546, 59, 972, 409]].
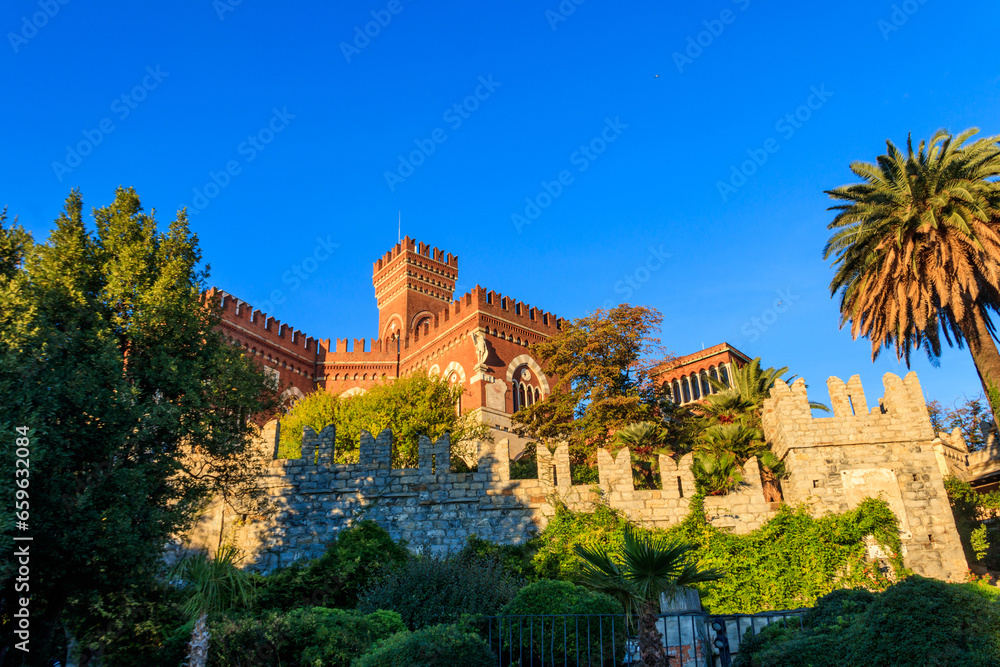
[[357, 551, 523, 630], [254, 520, 409, 610], [734, 577, 1000, 667], [498, 579, 625, 664], [530, 502, 630, 581], [351, 624, 495, 667], [456, 534, 535, 580], [944, 476, 1000, 569], [210, 607, 405, 667]]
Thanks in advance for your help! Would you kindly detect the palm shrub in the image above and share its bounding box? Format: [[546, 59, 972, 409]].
[[691, 451, 742, 496], [170, 546, 256, 667], [575, 524, 722, 667], [613, 421, 672, 489]]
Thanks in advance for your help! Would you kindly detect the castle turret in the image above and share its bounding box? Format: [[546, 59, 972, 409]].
[[372, 236, 458, 341]]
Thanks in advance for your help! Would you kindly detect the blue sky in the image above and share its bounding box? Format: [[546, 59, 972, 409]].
[[3, 0, 1000, 408]]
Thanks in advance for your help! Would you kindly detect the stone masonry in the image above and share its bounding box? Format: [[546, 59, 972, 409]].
[[183, 371, 972, 581]]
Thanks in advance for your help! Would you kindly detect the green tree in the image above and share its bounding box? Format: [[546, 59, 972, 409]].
[[575, 524, 722, 667], [928, 394, 996, 451], [279, 372, 490, 467], [824, 128, 1000, 421], [170, 546, 256, 667], [0, 189, 280, 660], [513, 304, 670, 466]]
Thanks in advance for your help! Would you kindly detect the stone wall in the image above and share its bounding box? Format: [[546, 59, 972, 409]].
[[762, 371, 967, 581], [182, 371, 971, 582]]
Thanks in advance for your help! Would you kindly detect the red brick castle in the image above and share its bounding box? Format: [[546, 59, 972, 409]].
[[208, 237, 748, 453]]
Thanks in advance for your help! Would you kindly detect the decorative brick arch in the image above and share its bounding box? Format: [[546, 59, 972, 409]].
[[381, 314, 403, 340], [282, 386, 305, 405], [505, 355, 548, 394], [410, 310, 434, 330], [429, 364, 441, 376], [443, 361, 466, 384]]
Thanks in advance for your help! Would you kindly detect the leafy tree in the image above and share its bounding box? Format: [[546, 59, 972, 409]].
[[928, 394, 996, 451], [0, 189, 280, 660], [170, 546, 256, 667], [823, 128, 1000, 421], [575, 524, 722, 667], [513, 304, 670, 466], [278, 372, 490, 467]]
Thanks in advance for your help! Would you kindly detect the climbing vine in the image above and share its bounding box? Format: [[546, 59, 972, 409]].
[[528, 495, 905, 614]]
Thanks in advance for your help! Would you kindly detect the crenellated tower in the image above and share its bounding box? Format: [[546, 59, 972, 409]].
[[372, 236, 458, 343]]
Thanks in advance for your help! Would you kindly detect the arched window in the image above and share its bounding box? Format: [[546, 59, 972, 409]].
[[709, 367, 719, 391], [673, 380, 682, 404], [691, 374, 700, 400], [512, 381, 520, 412], [720, 365, 730, 387], [682, 379, 691, 403], [526, 386, 534, 407], [518, 384, 526, 409], [534, 387, 540, 404], [701, 372, 711, 397]]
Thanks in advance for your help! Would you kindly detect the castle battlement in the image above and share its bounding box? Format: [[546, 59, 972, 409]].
[[468, 285, 562, 332], [372, 235, 457, 274], [209, 288, 320, 357], [763, 372, 935, 459]]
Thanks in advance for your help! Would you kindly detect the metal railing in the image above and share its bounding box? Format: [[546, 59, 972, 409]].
[[482, 608, 808, 667]]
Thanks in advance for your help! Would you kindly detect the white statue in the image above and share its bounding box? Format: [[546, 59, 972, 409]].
[[472, 330, 489, 369]]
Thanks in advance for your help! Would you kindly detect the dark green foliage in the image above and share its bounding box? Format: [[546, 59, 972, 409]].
[[457, 534, 535, 580], [944, 476, 1000, 568], [254, 520, 410, 610], [0, 189, 281, 656], [527, 496, 903, 614], [498, 580, 625, 664], [75, 584, 192, 667], [734, 577, 1000, 667], [352, 624, 495, 667], [210, 607, 405, 667], [357, 551, 524, 630]]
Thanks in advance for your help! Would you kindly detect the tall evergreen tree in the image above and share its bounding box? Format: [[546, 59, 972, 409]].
[[0, 189, 279, 662]]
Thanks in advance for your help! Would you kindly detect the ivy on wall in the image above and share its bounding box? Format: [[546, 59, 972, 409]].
[[529, 495, 905, 614]]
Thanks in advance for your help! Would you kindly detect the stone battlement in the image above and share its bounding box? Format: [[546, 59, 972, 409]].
[[763, 372, 935, 459], [181, 371, 972, 582]]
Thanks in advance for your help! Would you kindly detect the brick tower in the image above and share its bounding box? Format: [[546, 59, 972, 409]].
[[373, 237, 458, 344]]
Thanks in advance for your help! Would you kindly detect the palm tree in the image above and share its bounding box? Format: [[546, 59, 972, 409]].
[[824, 128, 1000, 420], [691, 450, 743, 496], [707, 357, 829, 420], [170, 546, 255, 667], [575, 524, 722, 667], [697, 423, 761, 462], [614, 421, 672, 489]]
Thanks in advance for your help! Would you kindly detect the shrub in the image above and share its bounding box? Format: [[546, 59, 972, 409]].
[[529, 502, 630, 581], [254, 520, 409, 610], [456, 534, 535, 580], [357, 551, 523, 630], [734, 576, 1000, 667], [210, 607, 405, 667], [352, 624, 495, 667], [498, 579, 625, 664]]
